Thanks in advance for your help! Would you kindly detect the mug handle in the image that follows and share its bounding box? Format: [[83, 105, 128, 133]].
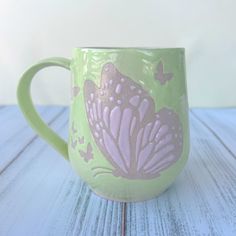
[[17, 57, 71, 160]]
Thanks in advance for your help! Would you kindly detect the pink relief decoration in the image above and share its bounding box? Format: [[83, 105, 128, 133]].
[[79, 143, 94, 162], [83, 62, 183, 179], [155, 61, 173, 85]]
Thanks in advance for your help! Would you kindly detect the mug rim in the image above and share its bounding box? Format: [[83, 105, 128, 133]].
[[75, 47, 185, 50]]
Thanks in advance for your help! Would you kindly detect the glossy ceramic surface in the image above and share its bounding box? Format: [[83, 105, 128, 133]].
[[69, 48, 189, 201], [17, 48, 189, 202]]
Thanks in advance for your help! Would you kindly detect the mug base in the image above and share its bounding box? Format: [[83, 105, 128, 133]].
[[90, 186, 169, 203]]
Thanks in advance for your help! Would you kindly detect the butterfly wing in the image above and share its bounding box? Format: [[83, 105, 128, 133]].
[[84, 62, 182, 179], [72, 86, 80, 98], [71, 139, 77, 149], [84, 63, 156, 177], [87, 143, 93, 154], [79, 150, 86, 158], [135, 108, 183, 178], [164, 73, 173, 82], [155, 61, 173, 85], [79, 144, 93, 162], [78, 136, 84, 144], [71, 121, 77, 134]]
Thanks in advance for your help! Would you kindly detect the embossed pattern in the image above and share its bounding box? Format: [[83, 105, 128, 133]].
[[79, 143, 94, 162], [71, 86, 80, 98], [84, 63, 183, 179], [155, 61, 173, 85], [70, 121, 92, 162]]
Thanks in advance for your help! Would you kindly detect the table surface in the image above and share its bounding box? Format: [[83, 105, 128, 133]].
[[0, 106, 235, 236]]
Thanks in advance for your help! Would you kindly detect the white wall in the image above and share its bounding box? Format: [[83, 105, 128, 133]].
[[1, 0, 235, 107]]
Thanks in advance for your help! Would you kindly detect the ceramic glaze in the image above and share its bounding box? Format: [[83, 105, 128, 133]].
[[17, 48, 189, 202]]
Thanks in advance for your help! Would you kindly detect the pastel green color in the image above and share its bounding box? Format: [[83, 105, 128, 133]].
[[17, 48, 189, 202]]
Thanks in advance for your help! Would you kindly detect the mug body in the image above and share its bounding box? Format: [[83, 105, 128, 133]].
[[69, 47, 189, 202]]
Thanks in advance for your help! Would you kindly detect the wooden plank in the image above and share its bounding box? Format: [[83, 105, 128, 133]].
[[192, 108, 236, 157], [0, 106, 122, 236], [125, 110, 236, 236], [2, 107, 235, 236], [0, 107, 67, 192], [0, 106, 52, 145], [0, 106, 64, 172]]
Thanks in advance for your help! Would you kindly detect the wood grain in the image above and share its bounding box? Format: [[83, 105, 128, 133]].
[[0, 106, 64, 174], [0, 106, 235, 236], [192, 109, 236, 158], [125, 111, 236, 236], [0, 106, 122, 236]]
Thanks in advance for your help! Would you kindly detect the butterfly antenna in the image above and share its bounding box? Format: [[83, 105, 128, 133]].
[[93, 171, 113, 178], [91, 166, 113, 171]]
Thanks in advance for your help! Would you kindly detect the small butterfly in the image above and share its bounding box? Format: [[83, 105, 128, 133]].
[[78, 136, 85, 144], [71, 138, 77, 149], [71, 86, 80, 98], [79, 143, 94, 162], [71, 121, 77, 134], [155, 61, 173, 85]]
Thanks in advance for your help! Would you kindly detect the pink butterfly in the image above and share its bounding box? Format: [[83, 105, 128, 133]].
[[84, 62, 183, 179], [71, 121, 84, 144], [79, 143, 93, 162], [71, 86, 80, 98], [71, 121, 77, 134], [78, 136, 85, 144], [155, 61, 173, 85], [71, 138, 77, 149]]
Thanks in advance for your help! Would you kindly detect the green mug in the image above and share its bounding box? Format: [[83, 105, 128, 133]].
[[17, 47, 189, 202]]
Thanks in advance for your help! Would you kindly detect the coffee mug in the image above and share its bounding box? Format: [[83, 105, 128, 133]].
[[17, 47, 189, 202]]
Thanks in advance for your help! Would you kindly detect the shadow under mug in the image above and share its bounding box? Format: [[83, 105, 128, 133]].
[[17, 47, 190, 202]]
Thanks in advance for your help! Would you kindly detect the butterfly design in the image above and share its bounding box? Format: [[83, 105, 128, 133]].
[[79, 143, 94, 162], [71, 121, 85, 145], [78, 136, 85, 144], [84, 62, 183, 179], [155, 61, 173, 85], [71, 86, 80, 98], [71, 138, 77, 149], [71, 121, 77, 134]]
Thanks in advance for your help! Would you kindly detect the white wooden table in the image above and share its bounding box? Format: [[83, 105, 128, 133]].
[[0, 106, 235, 236]]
